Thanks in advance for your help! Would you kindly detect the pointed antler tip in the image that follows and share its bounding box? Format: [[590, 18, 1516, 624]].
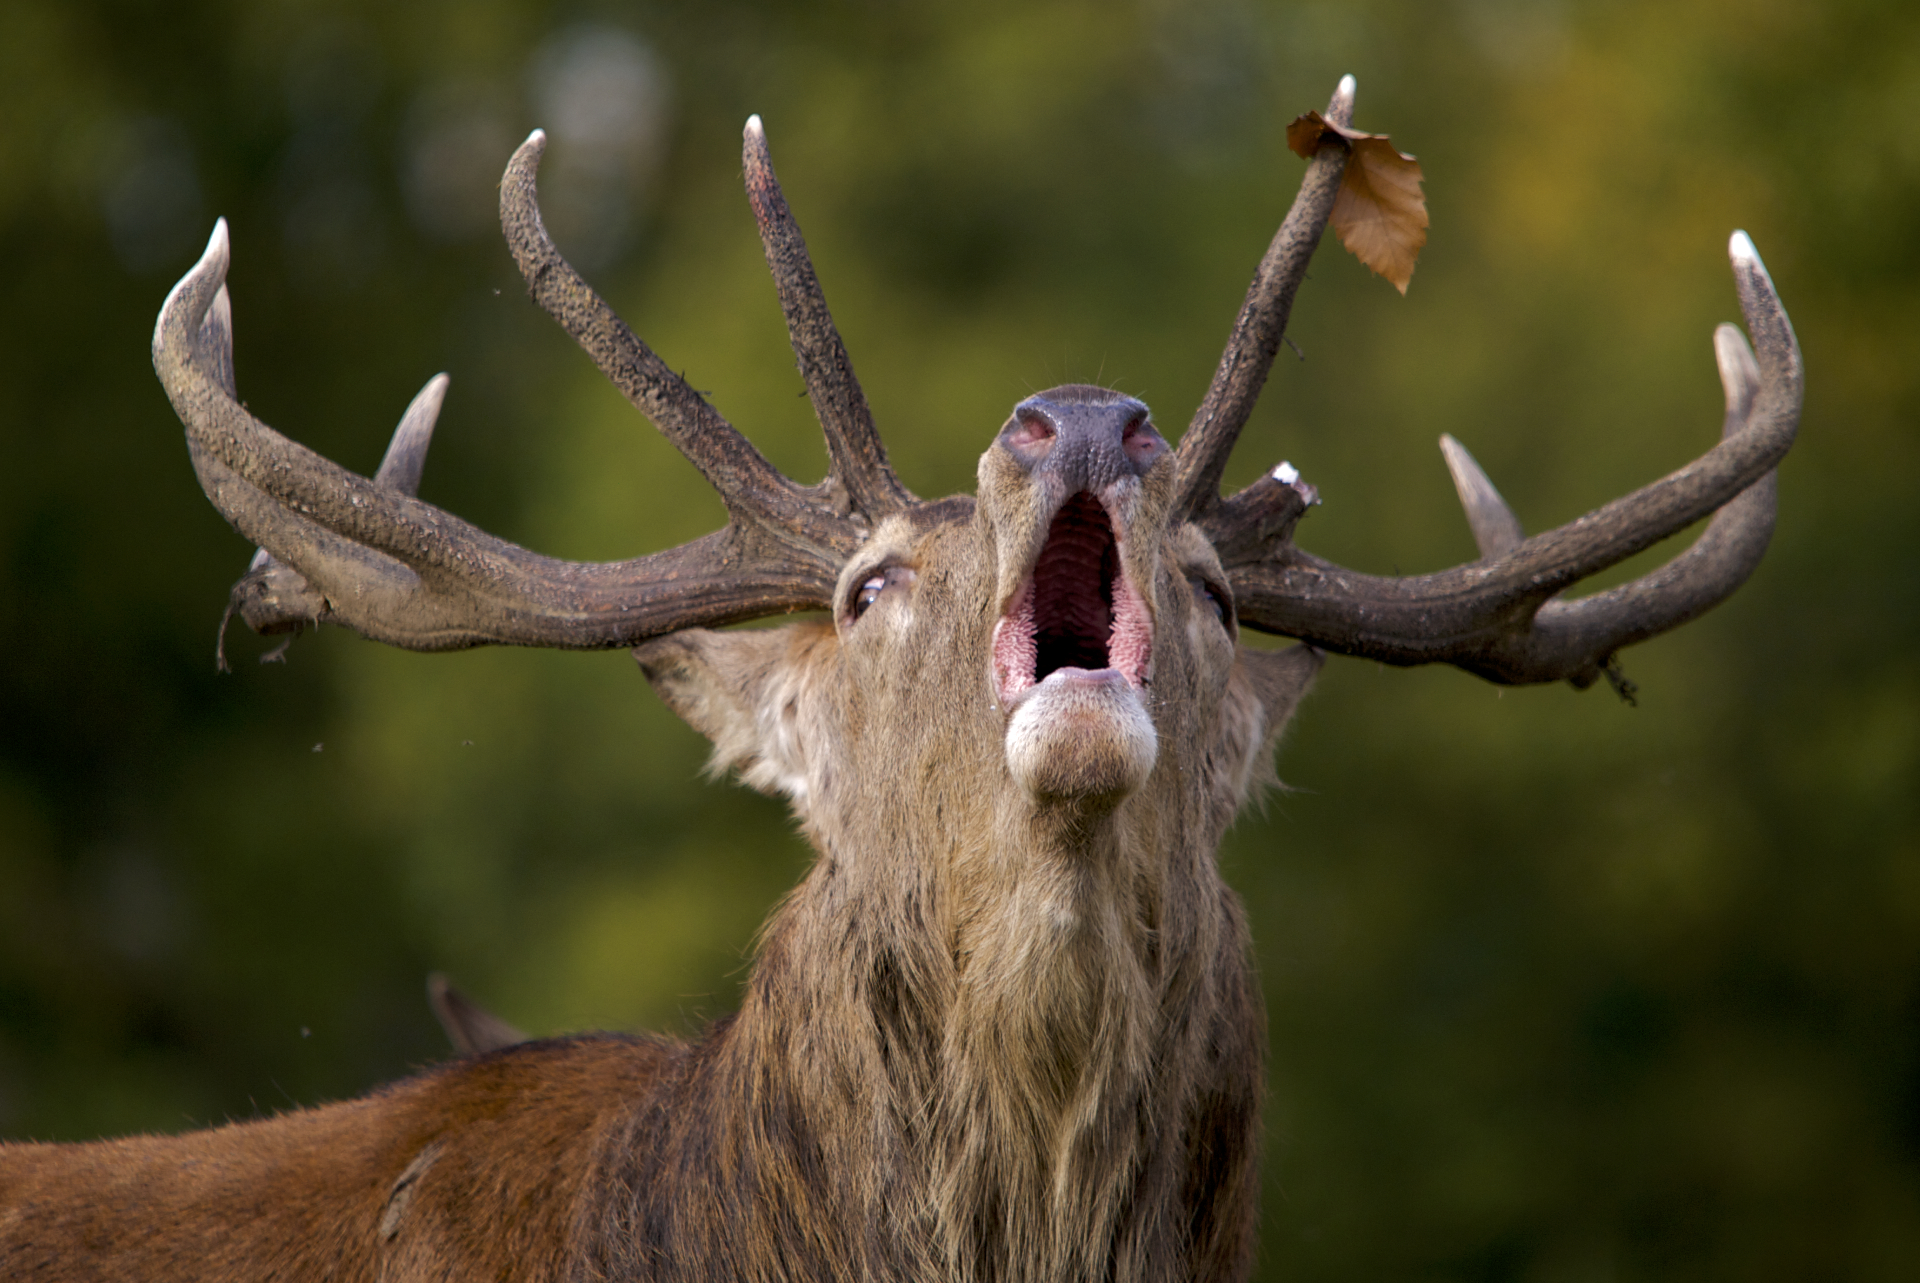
[[510, 129, 549, 170], [415, 372, 452, 413], [1436, 434, 1470, 471], [1438, 434, 1525, 559], [403, 373, 451, 425], [188, 217, 231, 284], [742, 115, 770, 169], [1326, 74, 1357, 127], [1726, 229, 1782, 301], [1711, 323, 1760, 414], [158, 219, 233, 345], [1711, 321, 1751, 356], [742, 115, 772, 177], [374, 373, 452, 496]]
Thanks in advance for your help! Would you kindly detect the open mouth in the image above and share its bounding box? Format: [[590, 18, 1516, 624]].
[[992, 492, 1153, 706]]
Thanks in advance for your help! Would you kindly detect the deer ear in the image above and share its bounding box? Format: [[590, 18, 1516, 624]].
[[1208, 643, 1323, 814], [634, 623, 837, 803], [1237, 643, 1322, 743], [1232, 642, 1324, 786]]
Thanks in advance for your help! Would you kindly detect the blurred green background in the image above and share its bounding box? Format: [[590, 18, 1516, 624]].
[[2, 0, 1915, 1278]]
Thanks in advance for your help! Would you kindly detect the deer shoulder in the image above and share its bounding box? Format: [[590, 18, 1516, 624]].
[[0, 1034, 668, 1280]]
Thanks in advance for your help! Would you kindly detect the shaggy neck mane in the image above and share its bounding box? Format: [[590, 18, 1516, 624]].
[[587, 799, 1257, 1283]]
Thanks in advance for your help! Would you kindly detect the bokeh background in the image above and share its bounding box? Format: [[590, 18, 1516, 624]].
[[2, 0, 1915, 1278]]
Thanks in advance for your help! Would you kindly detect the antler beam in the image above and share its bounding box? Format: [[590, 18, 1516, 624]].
[[1221, 233, 1800, 686], [160, 123, 912, 656]]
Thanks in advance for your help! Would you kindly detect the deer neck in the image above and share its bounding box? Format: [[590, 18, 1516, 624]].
[[722, 770, 1232, 1279], [947, 793, 1160, 1106]]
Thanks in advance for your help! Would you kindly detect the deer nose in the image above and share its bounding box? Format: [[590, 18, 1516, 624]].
[[996, 389, 1168, 492]]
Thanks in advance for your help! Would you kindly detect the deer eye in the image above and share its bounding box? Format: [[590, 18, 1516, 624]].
[[848, 565, 916, 622], [1190, 575, 1230, 627]]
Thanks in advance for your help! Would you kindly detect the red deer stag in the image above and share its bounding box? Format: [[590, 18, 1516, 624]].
[[0, 76, 1800, 1282]]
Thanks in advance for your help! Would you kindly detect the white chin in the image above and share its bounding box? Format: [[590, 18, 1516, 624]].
[[1004, 669, 1157, 803]]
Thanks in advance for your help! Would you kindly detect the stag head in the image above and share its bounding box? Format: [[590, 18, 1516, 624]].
[[137, 72, 1803, 1282], [640, 375, 1312, 824], [152, 71, 1800, 984]]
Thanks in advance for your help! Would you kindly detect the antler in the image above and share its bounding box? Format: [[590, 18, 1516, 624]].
[[158, 122, 910, 656], [1184, 78, 1802, 688], [741, 117, 917, 520], [1174, 74, 1356, 521]]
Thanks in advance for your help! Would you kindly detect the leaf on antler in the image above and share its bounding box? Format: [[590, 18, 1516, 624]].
[[1286, 111, 1428, 294]]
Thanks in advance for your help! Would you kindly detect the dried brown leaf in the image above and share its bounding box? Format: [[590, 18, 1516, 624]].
[[1333, 138, 1426, 294], [1284, 110, 1429, 294], [1285, 112, 1336, 160]]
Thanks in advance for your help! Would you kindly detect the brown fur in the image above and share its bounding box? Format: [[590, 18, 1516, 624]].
[[0, 1035, 665, 1280], [0, 388, 1321, 1281]]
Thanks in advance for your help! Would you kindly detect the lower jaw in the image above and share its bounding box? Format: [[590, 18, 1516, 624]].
[[1003, 672, 1158, 803]]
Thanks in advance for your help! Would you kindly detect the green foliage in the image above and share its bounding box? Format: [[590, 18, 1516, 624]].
[[2, 0, 1916, 1277]]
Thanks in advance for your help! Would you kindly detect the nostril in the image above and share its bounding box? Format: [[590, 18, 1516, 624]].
[[999, 409, 1057, 460], [1122, 417, 1167, 471]]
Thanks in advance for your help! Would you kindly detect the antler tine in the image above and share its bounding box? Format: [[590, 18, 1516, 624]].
[[221, 374, 451, 657], [1516, 322, 1777, 686], [1439, 434, 1525, 559], [499, 131, 833, 539], [1173, 73, 1357, 521], [742, 115, 916, 522], [1228, 232, 1803, 686], [372, 372, 448, 496]]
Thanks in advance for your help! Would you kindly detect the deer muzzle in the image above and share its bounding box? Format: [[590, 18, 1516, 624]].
[[986, 388, 1171, 802]]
